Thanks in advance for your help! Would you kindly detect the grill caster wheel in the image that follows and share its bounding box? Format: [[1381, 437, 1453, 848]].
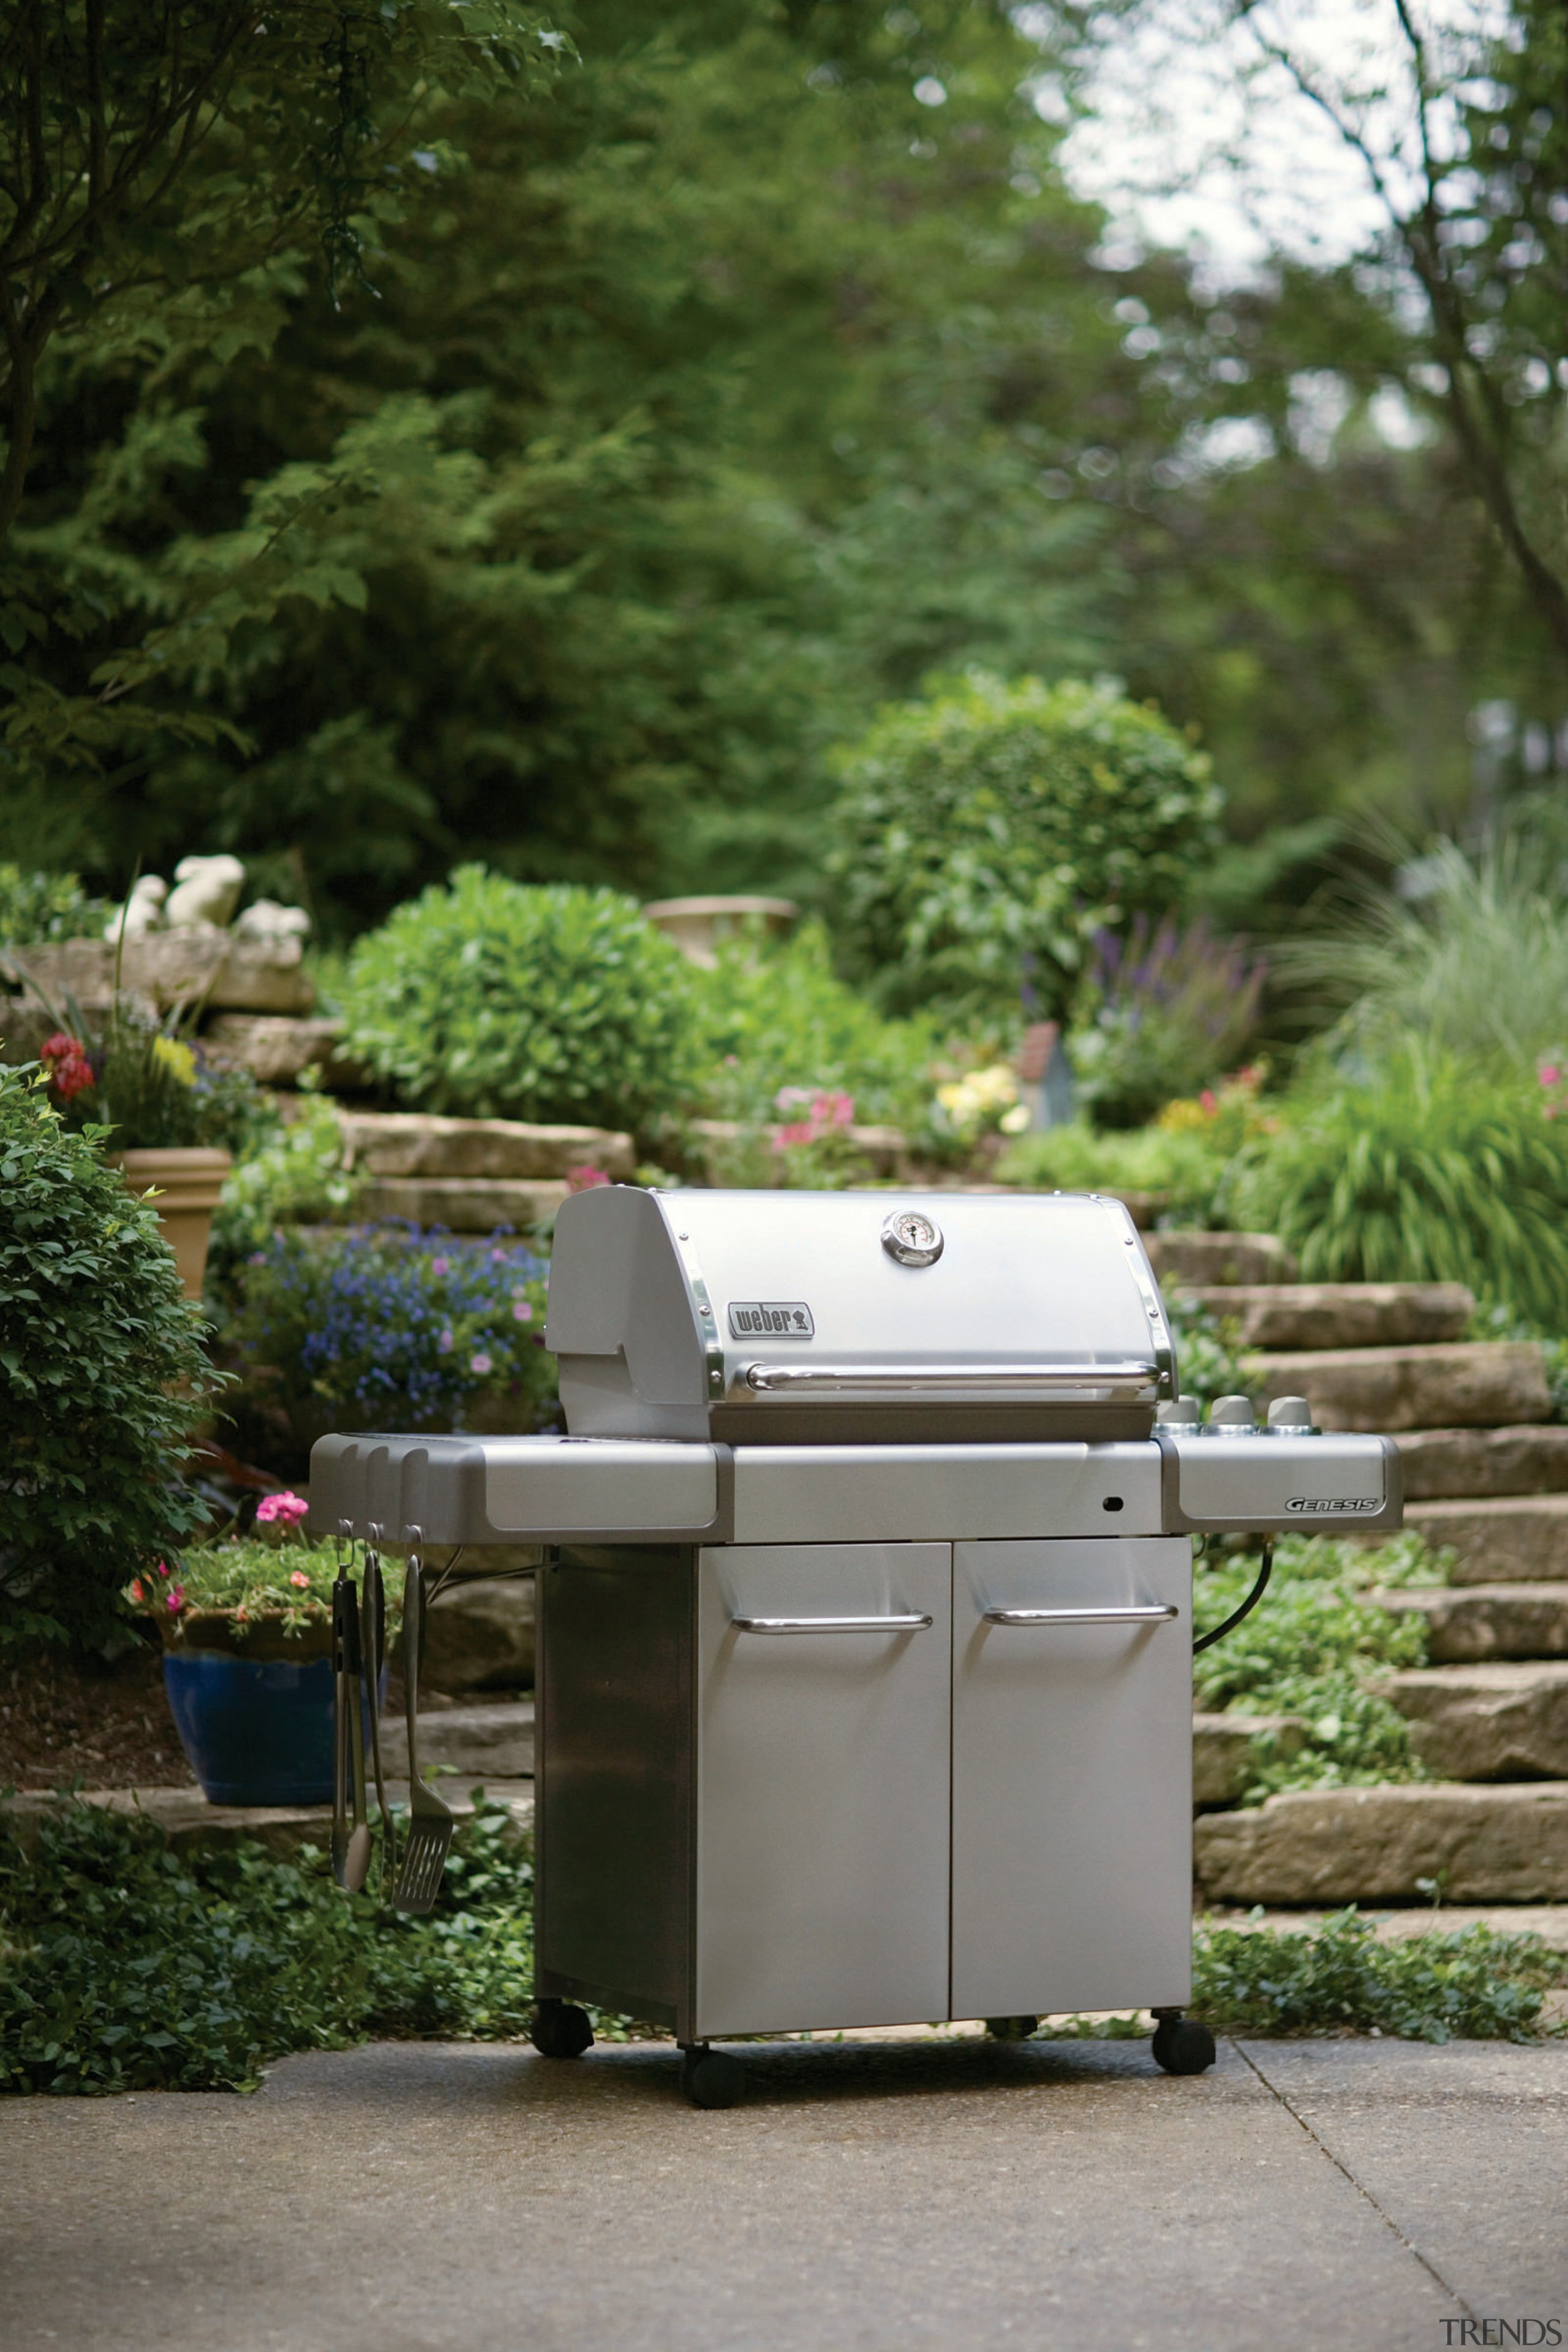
[[1151, 2015, 1216, 2076], [985, 2016, 1039, 2041], [530, 2000, 594, 2060], [680, 2046, 746, 2110]]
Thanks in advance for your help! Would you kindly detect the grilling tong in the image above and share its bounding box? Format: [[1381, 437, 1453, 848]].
[[330, 1546, 393, 1896]]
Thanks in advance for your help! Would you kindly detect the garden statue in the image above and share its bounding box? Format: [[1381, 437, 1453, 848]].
[[163, 853, 247, 930], [103, 873, 168, 941], [233, 898, 312, 958]]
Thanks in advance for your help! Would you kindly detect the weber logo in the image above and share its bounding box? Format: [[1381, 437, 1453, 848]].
[[728, 1301, 815, 1340], [1286, 1496, 1382, 1514]]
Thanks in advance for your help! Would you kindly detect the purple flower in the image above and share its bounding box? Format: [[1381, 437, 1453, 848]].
[[430, 1256, 450, 1277], [513, 1300, 532, 1322], [470, 1352, 492, 1376], [438, 1328, 454, 1353]]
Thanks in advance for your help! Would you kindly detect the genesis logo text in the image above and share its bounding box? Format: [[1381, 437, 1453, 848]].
[[1286, 1496, 1382, 1515]]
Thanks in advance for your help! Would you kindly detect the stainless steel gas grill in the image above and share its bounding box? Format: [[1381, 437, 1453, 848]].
[[311, 1186, 1402, 2107]]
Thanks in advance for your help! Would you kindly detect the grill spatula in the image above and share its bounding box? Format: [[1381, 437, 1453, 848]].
[[393, 1553, 453, 1913]]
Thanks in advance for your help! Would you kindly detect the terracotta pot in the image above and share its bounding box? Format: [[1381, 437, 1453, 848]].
[[115, 1146, 232, 1298]]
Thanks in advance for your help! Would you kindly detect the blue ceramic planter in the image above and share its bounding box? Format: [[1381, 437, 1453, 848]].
[[164, 1650, 385, 1807]]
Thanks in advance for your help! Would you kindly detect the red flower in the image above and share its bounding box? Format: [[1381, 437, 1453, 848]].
[[39, 1031, 94, 1102]]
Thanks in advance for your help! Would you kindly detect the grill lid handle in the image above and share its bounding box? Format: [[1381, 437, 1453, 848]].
[[742, 1360, 1159, 1401]]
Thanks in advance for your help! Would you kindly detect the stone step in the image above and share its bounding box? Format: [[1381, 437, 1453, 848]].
[[1144, 1231, 1297, 1287], [0, 1780, 535, 1859], [339, 1110, 635, 1182], [1250, 1341, 1550, 1432], [1194, 1781, 1568, 1904], [1192, 1711, 1306, 1807], [354, 1177, 568, 1231], [1403, 1495, 1568, 1582], [380, 1700, 535, 1781], [1395, 1425, 1568, 1499], [1376, 1662, 1568, 1780], [1376, 1582, 1568, 1662], [1179, 1282, 1472, 1352]]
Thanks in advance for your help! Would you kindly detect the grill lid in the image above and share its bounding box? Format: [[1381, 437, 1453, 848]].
[[544, 1186, 1175, 1444]]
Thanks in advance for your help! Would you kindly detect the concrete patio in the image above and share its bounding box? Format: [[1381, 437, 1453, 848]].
[[4, 2031, 1565, 2351]]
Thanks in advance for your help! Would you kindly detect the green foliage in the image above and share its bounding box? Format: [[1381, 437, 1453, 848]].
[[337, 867, 703, 1136], [0, 1794, 540, 2095], [692, 922, 938, 1131], [206, 1093, 360, 1300], [1068, 918, 1265, 1129], [1193, 1533, 1448, 1802], [0, 1066, 211, 1651], [0, 865, 107, 946], [130, 1532, 405, 1646], [1233, 1046, 1568, 1324], [1277, 825, 1568, 1077], [1165, 1295, 1258, 1417], [995, 1119, 1229, 1226], [1189, 1911, 1564, 2042], [831, 671, 1222, 1025], [37, 1014, 263, 1155]]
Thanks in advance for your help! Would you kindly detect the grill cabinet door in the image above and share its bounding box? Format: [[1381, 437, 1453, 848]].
[[695, 1542, 951, 2038], [949, 1538, 1192, 2021]]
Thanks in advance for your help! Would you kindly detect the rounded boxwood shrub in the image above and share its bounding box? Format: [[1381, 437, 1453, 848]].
[[0, 1066, 210, 1651], [831, 672, 1222, 1022], [337, 867, 703, 1134]]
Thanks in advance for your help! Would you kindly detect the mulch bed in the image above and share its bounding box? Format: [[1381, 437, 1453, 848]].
[[0, 1640, 195, 1793]]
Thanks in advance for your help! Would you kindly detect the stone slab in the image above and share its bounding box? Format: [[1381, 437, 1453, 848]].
[[1205, 1901, 1568, 1951], [1404, 1493, 1568, 1581], [0, 1780, 534, 1857], [1375, 1580, 1568, 1662], [1249, 1341, 1550, 1431], [339, 1109, 635, 1182], [1192, 1711, 1306, 1807], [1395, 1422, 1568, 1498], [1180, 1282, 1472, 1352], [1194, 1780, 1568, 1904], [1144, 1231, 1298, 1286], [423, 1567, 537, 1689], [203, 1013, 350, 1087], [380, 1700, 535, 1780], [353, 1175, 570, 1230], [1376, 1661, 1568, 1781]]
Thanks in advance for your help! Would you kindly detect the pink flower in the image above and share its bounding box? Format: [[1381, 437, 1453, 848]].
[[567, 1164, 611, 1191], [156, 1560, 170, 1578], [40, 1031, 95, 1102], [289, 1569, 311, 1589], [438, 1328, 454, 1353], [431, 1256, 450, 1277], [470, 1352, 493, 1376], [1540, 1065, 1561, 1088], [167, 1586, 185, 1612], [1199, 1089, 1218, 1115], [774, 1086, 812, 1112], [774, 1121, 815, 1149], [512, 1300, 532, 1321], [234, 1606, 249, 1623], [255, 1490, 309, 1527], [813, 1091, 854, 1128]]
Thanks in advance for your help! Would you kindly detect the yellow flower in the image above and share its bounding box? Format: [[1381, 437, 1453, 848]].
[[999, 1102, 1031, 1134], [152, 1036, 198, 1087]]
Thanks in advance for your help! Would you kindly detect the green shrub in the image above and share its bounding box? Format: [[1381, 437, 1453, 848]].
[[206, 1093, 360, 1302], [0, 1796, 540, 2095], [337, 867, 704, 1136], [1166, 1294, 1257, 1415], [1189, 1912, 1562, 2041], [0, 864, 107, 947], [995, 1118, 1228, 1222], [1193, 1532, 1447, 1801], [1233, 1045, 1568, 1324], [0, 1068, 211, 1651], [692, 921, 938, 1131], [830, 672, 1222, 1023]]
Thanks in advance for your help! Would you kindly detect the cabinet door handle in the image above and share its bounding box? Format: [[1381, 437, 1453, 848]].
[[982, 1603, 1178, 1627], [731, 1611, 934, 1635]]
